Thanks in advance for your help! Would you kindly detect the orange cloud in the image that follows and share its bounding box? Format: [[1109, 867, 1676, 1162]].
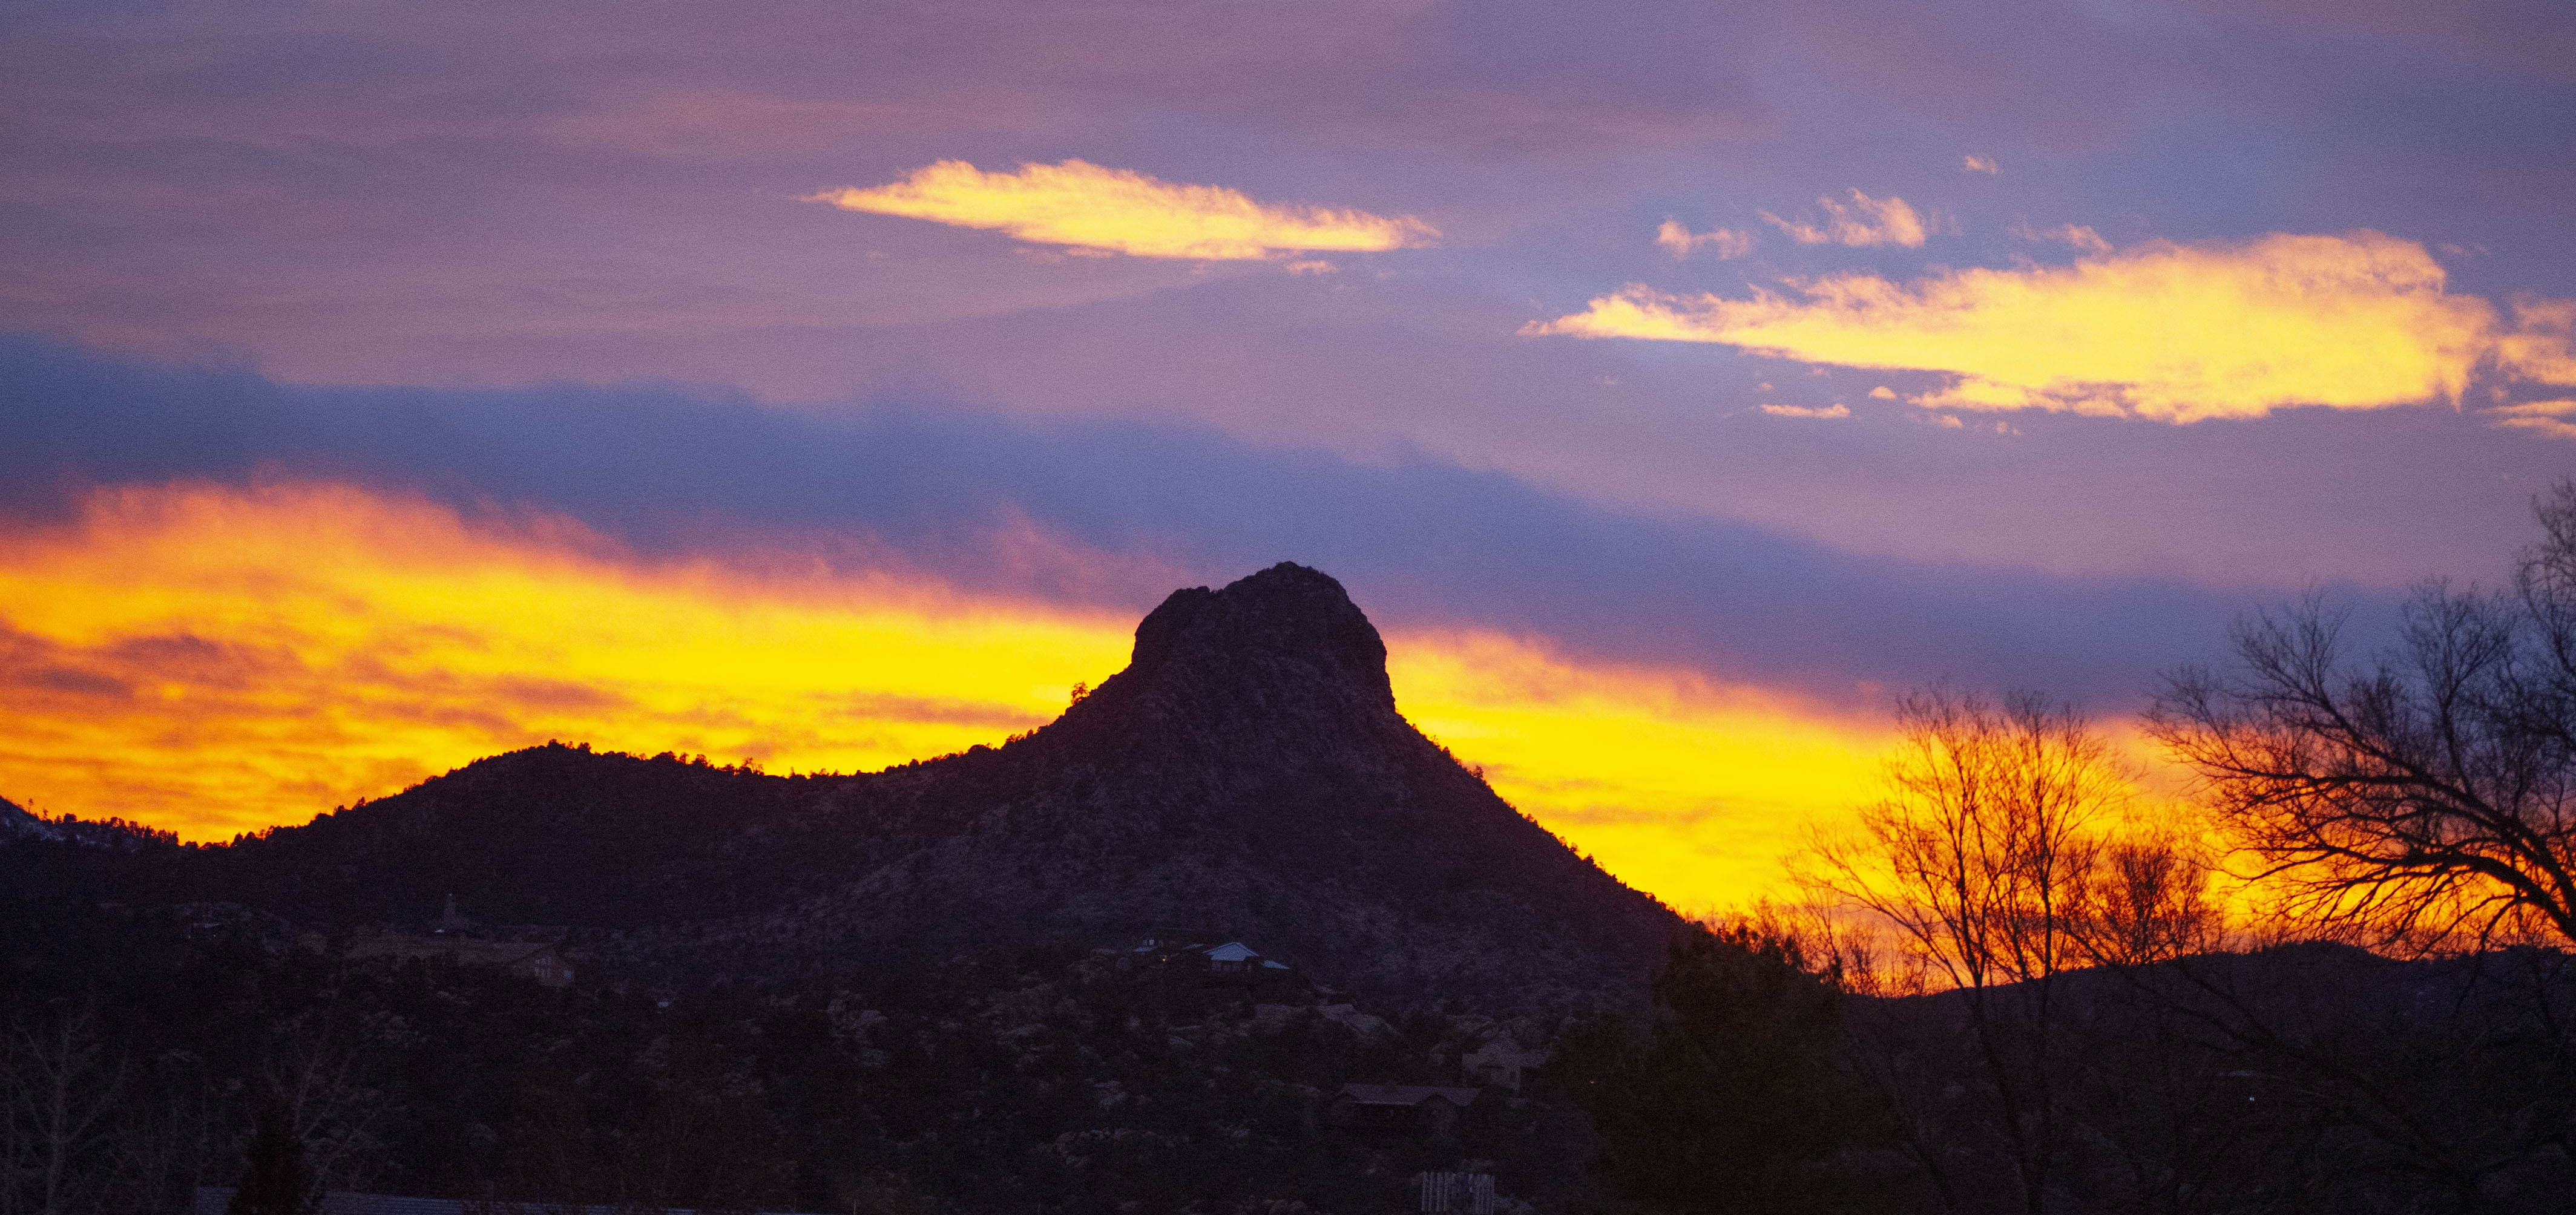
[[1758, 403, 1851, 419], [1762, 189, 1926, 248], [0, 482, 1892, 911], [1528, 231, 2508, 424], [1656, 218, 1756, 260], [0, 482, 1137, 839], [1962, 154, 2000, 174], [804, 159, 1438, 260]]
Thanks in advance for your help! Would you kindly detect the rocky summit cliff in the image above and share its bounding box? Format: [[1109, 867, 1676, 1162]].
[[202, 563, 1684, 1009]]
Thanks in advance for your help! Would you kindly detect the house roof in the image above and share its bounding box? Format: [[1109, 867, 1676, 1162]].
[[1335, 1084, 1482, 1107], [350, 933, 565, 969], [1463, 1038, 1545, 1064], [1206, 941, 1258, 962]]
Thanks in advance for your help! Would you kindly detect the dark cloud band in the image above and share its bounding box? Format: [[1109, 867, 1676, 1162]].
[[0, 335, 2358, 708]]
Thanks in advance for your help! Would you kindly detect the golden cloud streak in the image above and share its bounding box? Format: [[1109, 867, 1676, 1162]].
[[0, 482, 1902, 910], [1763, 189, 1925, 248], [1529, 231, 2522, 424], [805, 159, 1438, 260]]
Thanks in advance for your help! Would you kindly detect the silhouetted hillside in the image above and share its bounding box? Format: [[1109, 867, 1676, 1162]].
[[8, 569, 2571, 1215], [186, 563, 1681, 1007], [204, 747, 852, 928]]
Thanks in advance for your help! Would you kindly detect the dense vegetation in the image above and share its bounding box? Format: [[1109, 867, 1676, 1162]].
[[0, 874, 1594, 1215], [13, 869, 2565, 1215], [1571, 932, 2573, 1214], [11, 499, 2576, 1215]]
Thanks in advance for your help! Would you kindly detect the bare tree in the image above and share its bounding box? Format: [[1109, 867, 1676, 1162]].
[[106, 1049, 235, 1215], [1798, 689, 2128, 1215], [1802, 690, 2122, 992], [2149, 480, 2576, 951], [2074, 823, 2222, 969], [264, 1014, 389, 1198], [0, 1005, 126, 1215]]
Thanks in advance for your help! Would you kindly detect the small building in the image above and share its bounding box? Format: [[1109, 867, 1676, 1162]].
[[1118, 937, 1295, 984], [1205, 941, 1258, 972], [1327, 1084, 1483, 1138], [1462, 1036, 1548, 1091], [346, 932, 575, 988], [501, 944, 574, 987]]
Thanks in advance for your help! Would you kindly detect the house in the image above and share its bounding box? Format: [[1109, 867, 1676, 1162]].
[[1462, 1035, 1548, 1091], [502, 944, 575, 987], [1205, 941, 1258, 972], [337, 896, 575, 987], [1118, 937, 1294, 980], [1326, 1084, 1483, 1138], [346, 932, 575, 988]]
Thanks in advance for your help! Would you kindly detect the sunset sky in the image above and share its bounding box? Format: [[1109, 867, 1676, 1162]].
[[5, 0, 2573, 909]]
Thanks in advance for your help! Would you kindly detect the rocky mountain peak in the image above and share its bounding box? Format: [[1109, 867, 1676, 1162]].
[[1122, 562, 1393, 706], [151, 562, 1681, 1009]]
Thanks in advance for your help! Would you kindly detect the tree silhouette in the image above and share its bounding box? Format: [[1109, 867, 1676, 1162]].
[[1551, 926, 1871, 1214], [1797, 689, 2130, 1215], [2152, 479, 2576, 951], [227, 1104, 317, 1215]]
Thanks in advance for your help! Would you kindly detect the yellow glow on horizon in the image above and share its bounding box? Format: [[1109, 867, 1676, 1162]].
[[0, 482, 1137, 839], [805, 159, 1438, 260], [1387, 630, 1890, 911], [1529, 231, 2502, 424], [0, 480, 1884, 910]]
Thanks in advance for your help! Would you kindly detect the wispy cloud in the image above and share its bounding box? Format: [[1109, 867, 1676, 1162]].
[[1657, 219, 1756, 260], [1762, 190, 1926, 248], [1527, 231, 2518, 424], [804, 159, 1438, 260], [2012, 220, 2112, 254], [1962, 154, 2000, 174], [2497, 298, 2576, 384], [2488, 400, 2576, 439], [1758, 403, 1850, 419]]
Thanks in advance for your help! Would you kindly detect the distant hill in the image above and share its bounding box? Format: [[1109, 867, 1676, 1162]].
[[0, 794, 45, 848], [0, 792, 177, 850], [191, 563, 1684, 1009]]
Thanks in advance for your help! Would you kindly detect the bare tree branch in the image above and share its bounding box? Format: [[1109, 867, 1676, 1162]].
[[2148, 482, 2576, 953]]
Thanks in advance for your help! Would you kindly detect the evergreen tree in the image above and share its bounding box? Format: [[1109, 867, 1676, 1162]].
[[1554, 926, 1879, 1214]]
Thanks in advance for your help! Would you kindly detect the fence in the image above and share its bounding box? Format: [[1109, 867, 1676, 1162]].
[[196, 1190, 831, 1215], [1415, 1171, 1496, 1214]]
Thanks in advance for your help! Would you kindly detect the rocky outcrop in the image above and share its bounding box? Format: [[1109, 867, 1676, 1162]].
[[203, 564, 1684, 1011]]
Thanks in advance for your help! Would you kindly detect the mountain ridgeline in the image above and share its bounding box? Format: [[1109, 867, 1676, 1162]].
[[208, 563, 1682, 1006]]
